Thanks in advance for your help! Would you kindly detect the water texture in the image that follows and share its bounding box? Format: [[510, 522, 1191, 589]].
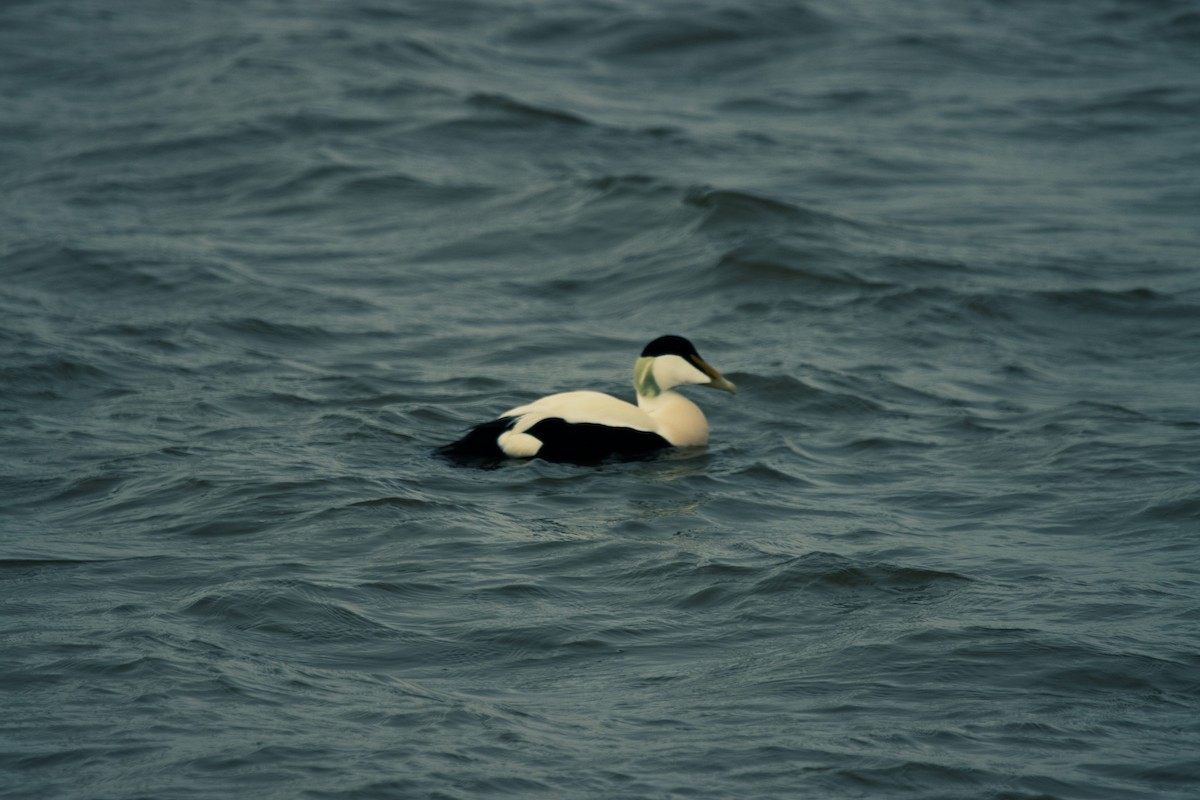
[[2, 1, 1199, 798]]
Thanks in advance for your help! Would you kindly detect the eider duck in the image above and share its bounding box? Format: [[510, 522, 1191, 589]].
[[439, 335, 736, 463]]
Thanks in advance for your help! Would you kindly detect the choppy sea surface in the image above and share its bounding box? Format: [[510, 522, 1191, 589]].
[[3, 1, 1199, 798]]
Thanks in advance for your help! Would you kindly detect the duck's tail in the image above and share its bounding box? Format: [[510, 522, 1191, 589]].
[[435, 417, 516, 462]]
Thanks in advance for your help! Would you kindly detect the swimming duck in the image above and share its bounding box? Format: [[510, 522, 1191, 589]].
[[438, 335, 736, 463]]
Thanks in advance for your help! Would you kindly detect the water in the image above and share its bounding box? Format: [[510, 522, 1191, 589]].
[[2, 1, 1199, 798]]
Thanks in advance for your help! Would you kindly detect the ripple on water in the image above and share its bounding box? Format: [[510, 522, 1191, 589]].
[[3, 0, 1199, 798]]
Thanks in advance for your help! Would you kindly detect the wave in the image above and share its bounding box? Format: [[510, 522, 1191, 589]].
[[0, 355, 114, 400], [686, 187, 862, 233], [1158, 10, 1200, 43], [466, 92, 591, 127], [714, 244, 890, 297], [181, 582, 399, 644], [3, 240, 253, 299], [584, 3, 834, 64], [604, 549, 971, 615], [751, 550, 969, 597]]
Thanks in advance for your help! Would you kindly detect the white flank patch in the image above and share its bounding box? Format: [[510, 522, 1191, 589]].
[[497, 430, 543, 458]]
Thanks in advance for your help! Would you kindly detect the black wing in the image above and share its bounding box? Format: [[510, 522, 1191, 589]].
[[526, 418, 671, 464]]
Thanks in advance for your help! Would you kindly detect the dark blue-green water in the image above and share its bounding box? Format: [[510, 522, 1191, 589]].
[[3, 1, 1199, 798]]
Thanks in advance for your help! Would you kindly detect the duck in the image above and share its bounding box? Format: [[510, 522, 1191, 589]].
[[438, 335, 736, 463]]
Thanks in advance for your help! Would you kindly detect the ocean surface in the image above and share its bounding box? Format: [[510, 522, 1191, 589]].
[[2, 1, 1199, 798]]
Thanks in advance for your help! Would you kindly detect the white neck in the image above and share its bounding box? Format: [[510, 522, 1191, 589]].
[[638, 389, 709, 447]]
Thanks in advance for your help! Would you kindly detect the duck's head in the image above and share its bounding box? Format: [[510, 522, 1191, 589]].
[[633, 335, 737, 398]]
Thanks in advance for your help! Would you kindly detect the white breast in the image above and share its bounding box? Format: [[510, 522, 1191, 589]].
[[638, 390, 709, 447]]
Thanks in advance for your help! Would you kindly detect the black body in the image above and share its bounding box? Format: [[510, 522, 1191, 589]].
[[438, 416, 670, 465]]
